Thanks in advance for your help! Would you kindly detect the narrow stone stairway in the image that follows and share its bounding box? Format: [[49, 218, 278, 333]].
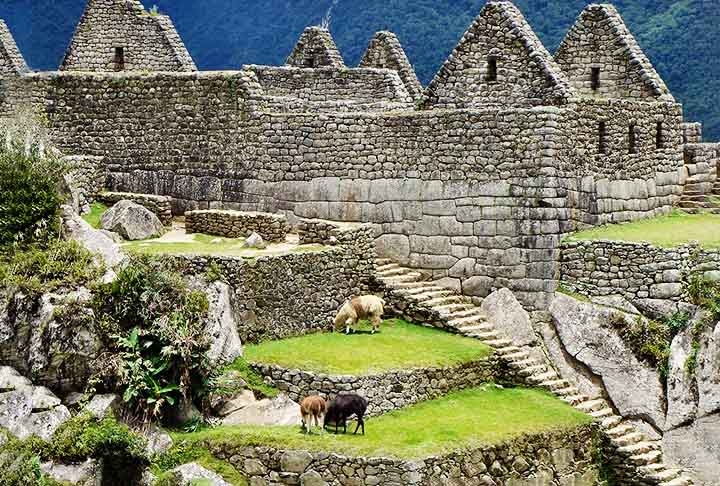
[[374, 259, 695, 486], [678, 178, 720, 214]]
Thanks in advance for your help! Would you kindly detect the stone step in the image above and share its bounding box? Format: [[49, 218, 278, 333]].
[[526, 371, 559, 385], [552, 386, 579, 397], [508, 357, 541, 369], [590, 408, 614, 419], [432, 303, 475, 315], [561, 394, 589, 406], [518, 364, 548, 377], [606, 424, 635, 438], [659, 475, 693, 486], [408, 290, 455, 301], [612, 432, 645, 447], [469, 330, 500, 341], [617, 441, 662, 456], [538, 379, 572, 392], [425, 295, 467, 307], [454, 321, 492, 333], [377, 267, 412, 277], [650, 468, 684, 483], [495, 345, 522, 356], [380, 272, 425, 283], [600, 415, 623, 429], [575, 399, 607, 413], [627, 450, 663, 466], [447, 308, 485, 319], [483, 338, 513, 349], [375, 258, 394, 266], [390, 282, 435, 291]]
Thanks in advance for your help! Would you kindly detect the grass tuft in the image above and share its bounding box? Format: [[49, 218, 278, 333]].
[[170, 386, 591, 460], [565, 211, 720, 248], [244, 319, 493, 375], [82, 202, 109, 229]]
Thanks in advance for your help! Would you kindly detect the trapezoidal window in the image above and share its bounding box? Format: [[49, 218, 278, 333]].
[[598, 121, 607, 154], [656, 122, 665, 149], [113, 47, 125, 71], [486, 57, 498, 82], [591, 67, 601, 91], [628, 123, 637, 154]]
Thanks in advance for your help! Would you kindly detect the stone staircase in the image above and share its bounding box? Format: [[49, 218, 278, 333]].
[[678, 179, 720, 214], [374, 260, 695, 486]]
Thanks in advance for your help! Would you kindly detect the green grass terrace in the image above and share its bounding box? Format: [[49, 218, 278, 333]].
[[243, 319, 493, 375], [165, 387, 591, 462], [565, 210, 720, 248]]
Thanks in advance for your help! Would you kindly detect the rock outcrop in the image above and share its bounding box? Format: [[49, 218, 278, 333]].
[[204, 281, 243, 366], [167, 463, 231, 486], [481, 288, 536, 346], [100, 200, 164, 241], [222, 393, 300, 426]]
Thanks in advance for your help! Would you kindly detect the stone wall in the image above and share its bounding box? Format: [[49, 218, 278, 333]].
[[359, 31, 423, 101], [683, 122, 703, 144], [248, 65, 413, 113], [65, 155, 106, 214], [560, 240, 720, 302], [185, 210, 291, 242], [175, 222, 375, 343], [0, 20, 28, 75], [285, 27, 345, 69], [251, 358, 498, 417], [60, 0, 196, 72], [683, 143, 719, 193], [97, 191, 173, 225], [204, 424, 600, 486]]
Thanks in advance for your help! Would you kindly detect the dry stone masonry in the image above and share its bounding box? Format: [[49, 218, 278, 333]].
[[0, 0, 711, 312], [185, 210, 291, 242], [97, 191, 173, 225]]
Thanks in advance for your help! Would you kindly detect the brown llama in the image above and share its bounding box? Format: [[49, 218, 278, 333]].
[[300, 395, 326, 434]]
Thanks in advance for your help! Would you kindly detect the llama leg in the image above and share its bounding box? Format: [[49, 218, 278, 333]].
[[371, 314, 381, 334]]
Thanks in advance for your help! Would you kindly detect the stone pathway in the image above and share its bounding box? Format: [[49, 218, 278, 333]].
[[374, 260, 695, 486], [678, 174, 720, 214]]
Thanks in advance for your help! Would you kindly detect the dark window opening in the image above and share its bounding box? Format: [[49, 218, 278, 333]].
[[486, 57, 498, 82], [656, 122, 664, 149], [591, 67, 601, 91], [306, 57, 316, 68], [113, 47, 125, 71], [628, 123, 637, 154], [598, 121, 607, 154]]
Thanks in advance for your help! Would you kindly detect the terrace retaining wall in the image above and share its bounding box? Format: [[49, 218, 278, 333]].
[[560, 240, 720, 302], [96, 191, 173, 225], [204, 424, 600, 486], [251, 358, 499, 417], [185, 210, 291, 242]]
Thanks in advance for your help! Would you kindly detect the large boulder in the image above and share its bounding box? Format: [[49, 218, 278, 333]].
[[41, 459, 101, 486], [481, 288, 536, 346], [549, 293, 667, 430], [100, 200, 164, 241], [698, 321, 720, 416], [204, 282, 243, 366], [0, 290, 104, 393], [167, 463, 231, 486], [222, 393, 300, 426], [0, 367, 71, 441], [663, 413, 720, 485], [667, 328, 698, 429]]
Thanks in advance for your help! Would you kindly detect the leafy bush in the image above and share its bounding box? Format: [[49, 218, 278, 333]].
[[94, 256, 212, 422], [0, 433, 60, 486], [0, 110, 67, 247], [0, 239, 103, 295]]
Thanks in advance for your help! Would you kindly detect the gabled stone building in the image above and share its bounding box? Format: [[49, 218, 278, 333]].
[[0, 1, 716, 309]]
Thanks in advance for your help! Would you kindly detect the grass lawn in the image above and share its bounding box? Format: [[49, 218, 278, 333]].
[[170, 387, 591, 460], [243, 319, 493, 375], [123, 233, 325, 257], [566, 211, 720, 248], [81, 202, 109, 229]]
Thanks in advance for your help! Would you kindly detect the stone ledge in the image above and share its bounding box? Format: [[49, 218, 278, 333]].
[[185, 210, 292, 242], [251, 357, 498, 417]]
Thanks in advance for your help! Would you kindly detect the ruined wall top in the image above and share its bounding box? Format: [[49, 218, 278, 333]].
[[60, 0, 196, 72], [286, 27, 345, 69], [424, 1, 574, 109], [0, 20, 28, 75], [359, 31, 423, 101], [554, 4, 673, 101]]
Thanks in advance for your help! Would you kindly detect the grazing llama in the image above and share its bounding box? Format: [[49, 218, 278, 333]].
[[324, 394, 368, 435], [333, 295, 385, 334], [300, 395, 326, 434]]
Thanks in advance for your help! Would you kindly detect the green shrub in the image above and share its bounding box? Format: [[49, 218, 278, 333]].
[[221, 358, 279, 399], [0, 239, 104, 295], [94, 256, 213, 422], [0, 434, 60, 486], [0, 111, 67, 248]]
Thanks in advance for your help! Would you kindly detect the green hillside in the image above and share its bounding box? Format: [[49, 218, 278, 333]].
[[0, 0, 718, 138]]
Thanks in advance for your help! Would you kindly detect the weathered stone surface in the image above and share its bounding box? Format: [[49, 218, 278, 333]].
[[281, 450, 313, 473], [549, 293, 666, 429], [667, 328, 697, 429], [590, 295, 639, 314], [462, 276, 494, 297], [222, 393, 300, 426], [204, 281, 243, 366], [300, 470, 327, 486], [142, 424, 173, 457], [663, 413, 720, 485], [217, 390, 256, 417], [100, 200, 164, 241], [375, 234, 410, 265], [84, 394, 120, 419], [481, 288, 535, 346], [62, 205, 126, 273], [169, 463, 231, 486], [244, 232, 267, 249], [698, 321, 720, 417], [41, 459, 101, 486]]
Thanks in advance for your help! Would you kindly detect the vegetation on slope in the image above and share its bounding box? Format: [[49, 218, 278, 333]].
[[244, 318, 493, 375], [566, 211, 720, 248], [165, 386, 591, 460]]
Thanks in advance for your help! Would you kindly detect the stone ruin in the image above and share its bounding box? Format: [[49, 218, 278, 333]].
[[0, 0, 717, 311]]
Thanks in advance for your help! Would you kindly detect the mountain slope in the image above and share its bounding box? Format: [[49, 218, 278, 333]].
[[0, 0, 718, 139]]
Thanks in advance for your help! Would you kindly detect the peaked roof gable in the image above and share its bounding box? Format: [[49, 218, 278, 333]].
[[359, 31, 423, 100], [425, 1, 573, 109], [61, 0, 196, 72], [554, 4, 673, 101], [286, 27, 345, 68], [0, 20, 28, 75]]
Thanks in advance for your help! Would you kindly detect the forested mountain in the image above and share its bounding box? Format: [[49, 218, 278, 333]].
[[0, 0, 718, 138]]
